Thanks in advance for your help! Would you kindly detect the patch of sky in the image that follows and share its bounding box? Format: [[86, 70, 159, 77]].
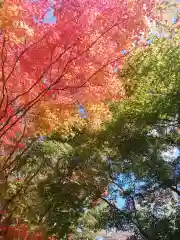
[[43, 8, 56, 24], [171, 16, 177, 23], [31, 0, 57, 24], [78, 104, 88, 118], [38, 136, 46, 142], [107, 157, 180, 209], [114, 67, 118, 73], [115, 172, 136, 188], [96, 237, 104, 240], [113, 62, 119, 73], [107, 173, 137, 209], [147, 125, 180, 162], [161, 147, 180, 162], [147, 39, 153, 44], [147, 129, 159, 137], [79, 105, 86, 113], [82, 207, 88, 213], [122, 50, 127, 54], [77, 227, 83, 233], [116, 196, 126, 209]]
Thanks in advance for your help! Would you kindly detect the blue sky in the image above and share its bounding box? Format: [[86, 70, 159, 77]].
[[96, 237, 104, 240], [43, 8, 56, 24], [32, 0, 56, 24], [113, 147, 180, 209], [33, 8, 56, 24]]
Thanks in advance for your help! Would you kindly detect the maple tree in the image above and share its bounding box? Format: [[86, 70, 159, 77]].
[[0, 0, 156, 156], [32, 102, 112, 136]]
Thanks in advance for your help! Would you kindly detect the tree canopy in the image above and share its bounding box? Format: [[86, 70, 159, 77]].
[[0, 0, 180, 240]]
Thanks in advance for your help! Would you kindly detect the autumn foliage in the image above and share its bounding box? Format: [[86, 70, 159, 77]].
[[0, 224, 55, 239], [0, 0, 155, 154]]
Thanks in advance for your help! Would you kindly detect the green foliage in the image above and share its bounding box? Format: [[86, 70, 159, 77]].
[[93, 32, 180, 240], [0, 133, 111, 239]]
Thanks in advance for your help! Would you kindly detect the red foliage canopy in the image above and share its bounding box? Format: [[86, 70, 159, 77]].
[[0, 0, 155, 151]]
